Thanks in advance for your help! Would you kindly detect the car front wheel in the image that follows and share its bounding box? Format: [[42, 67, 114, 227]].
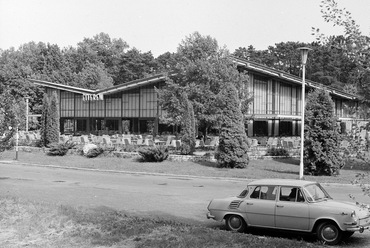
[[316, 222, 343, 245], [225, 215, 246, 232]]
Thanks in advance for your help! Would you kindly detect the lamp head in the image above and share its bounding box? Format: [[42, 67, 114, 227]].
[[297, 47, 312, 65]]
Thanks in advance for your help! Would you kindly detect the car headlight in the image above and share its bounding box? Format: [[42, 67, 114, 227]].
[[351, 211, 357, 218]]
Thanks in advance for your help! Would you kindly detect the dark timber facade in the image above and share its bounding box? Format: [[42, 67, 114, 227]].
[[29, 58, 359, 136]]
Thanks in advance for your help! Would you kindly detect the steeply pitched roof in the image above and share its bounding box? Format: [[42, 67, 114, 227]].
[[28, 73, 167, 95], [231, 56, 357, 100], [28, 79, 95, 94]]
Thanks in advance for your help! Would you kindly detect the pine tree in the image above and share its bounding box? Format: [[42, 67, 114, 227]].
[[48, 91, 60, 144], [215, 83, 249, 168], [180, 92, 196, 155], [40, 94, 50, 147], [304, 88, 344, 176]]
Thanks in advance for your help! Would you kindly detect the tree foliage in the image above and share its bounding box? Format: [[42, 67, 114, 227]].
[[158, 32, 250, 137], [48, 91, 60, 144], [39, 94, 50, 147], [215, 83, 249, 168], [0, 90, 18, 152], [179, 92, 196, 155], [313, 0, 370, 100], [40, 92, 60, 147], [233, 39, 361, 95], [304, 89, 344, 176], [313, 0, 370, 197], [0, 32, 162, 118]]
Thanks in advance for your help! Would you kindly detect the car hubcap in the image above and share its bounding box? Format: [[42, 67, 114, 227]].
[[322, 226, 337, 241], [230, 217, 241, 229]]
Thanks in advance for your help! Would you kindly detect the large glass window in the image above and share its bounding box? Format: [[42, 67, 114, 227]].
[[106, 119, 119, 131], [122, 120, 131, 134], [279, 83, 292, 115], [62, 119, 74, 134], [279, 121, 293, 136], [254, 121, 268, 136], [76, 119, 87, 132], [253, 76, 268, 114]]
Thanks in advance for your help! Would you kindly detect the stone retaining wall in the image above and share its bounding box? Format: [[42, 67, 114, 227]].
[[10, 146, 298, 162]]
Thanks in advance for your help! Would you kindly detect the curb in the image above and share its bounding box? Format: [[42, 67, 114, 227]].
[[0, 160, 250, 182], [0, 160, 359, 186]]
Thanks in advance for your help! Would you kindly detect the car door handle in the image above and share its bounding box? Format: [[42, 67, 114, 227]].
[[276, 205, 284, 208], [246, 202, 253, 205]]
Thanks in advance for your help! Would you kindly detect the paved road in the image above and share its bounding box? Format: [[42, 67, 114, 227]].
[[1, 161, 370, 246]]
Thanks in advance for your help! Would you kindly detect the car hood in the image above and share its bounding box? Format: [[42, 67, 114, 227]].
[[315, 199, 370, 218]]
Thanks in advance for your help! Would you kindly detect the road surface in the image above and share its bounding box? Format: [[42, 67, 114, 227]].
[[1, 161, 369, 246]]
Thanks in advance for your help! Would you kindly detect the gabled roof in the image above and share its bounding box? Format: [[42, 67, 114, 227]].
[[231, 56, 357, 100], [28, 79, 95, 94], [28, 73, 167, 95], [95, 74, 167, 94]]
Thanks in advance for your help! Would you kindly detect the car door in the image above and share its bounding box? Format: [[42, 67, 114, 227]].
[[275, 186, 310, 231], [245, 185, 277, 228]]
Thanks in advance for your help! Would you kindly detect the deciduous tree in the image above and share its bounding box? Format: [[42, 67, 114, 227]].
[[158, 32, 250, 138]]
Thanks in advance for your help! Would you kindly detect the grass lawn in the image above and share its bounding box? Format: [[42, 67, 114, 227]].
[[0, 149, 368, 184], [0, 196, 321, 248]]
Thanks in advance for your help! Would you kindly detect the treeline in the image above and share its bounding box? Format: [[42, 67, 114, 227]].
[[0, 32, 177, 113], [233, 37, 368, 98], [1, 32, 369, 116]]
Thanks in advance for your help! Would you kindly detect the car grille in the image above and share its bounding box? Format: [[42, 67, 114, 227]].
[[229, 200, 242, 209]]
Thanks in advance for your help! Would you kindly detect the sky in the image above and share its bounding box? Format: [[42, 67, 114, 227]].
[[0, 0, 369, 57]]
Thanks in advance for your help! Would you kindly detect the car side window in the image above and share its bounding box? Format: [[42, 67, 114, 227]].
[[250, 186, 277, 200], [250, 186, 261, 199], [280, 187, 305, 202]]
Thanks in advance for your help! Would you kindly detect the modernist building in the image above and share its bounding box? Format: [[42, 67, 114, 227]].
[[233, 57, 358, 137], [29, 57, 358, 137]]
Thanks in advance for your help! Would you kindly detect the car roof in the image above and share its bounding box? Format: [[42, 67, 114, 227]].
[[248, 179, 317, 187]]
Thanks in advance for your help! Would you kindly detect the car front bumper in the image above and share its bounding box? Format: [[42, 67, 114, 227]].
[[206, 212, 215, 219], [345, 225, 370, 233]]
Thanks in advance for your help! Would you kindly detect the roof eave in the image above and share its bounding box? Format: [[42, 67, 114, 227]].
[[231, 56, 357, 100], [28, 79, 95, 94]]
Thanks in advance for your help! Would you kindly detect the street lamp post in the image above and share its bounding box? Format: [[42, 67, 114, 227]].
[[15, 124, 19, 160], [8, 125, 19, 160], [298, 47, 312, 180], [25, 97, 30, 132]]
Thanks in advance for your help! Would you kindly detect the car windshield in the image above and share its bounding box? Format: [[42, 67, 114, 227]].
[[238, 188, 249, 198], [302, 183, 332, 202]]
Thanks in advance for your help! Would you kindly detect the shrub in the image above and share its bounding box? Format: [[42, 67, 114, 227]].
[[85, 147, 104, 158], [121, 144, 137, 152], [47, 142, 69, 156], [138, 146, 169, 162], [266, 147, 289, 157]]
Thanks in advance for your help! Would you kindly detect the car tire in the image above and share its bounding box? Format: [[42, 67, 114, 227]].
[[342, 231, 354, 239], [225, 215, 246, 233], [316, 222, 343, 245]]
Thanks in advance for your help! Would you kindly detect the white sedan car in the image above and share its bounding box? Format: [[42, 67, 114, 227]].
[[207, 179, 370, 245]]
